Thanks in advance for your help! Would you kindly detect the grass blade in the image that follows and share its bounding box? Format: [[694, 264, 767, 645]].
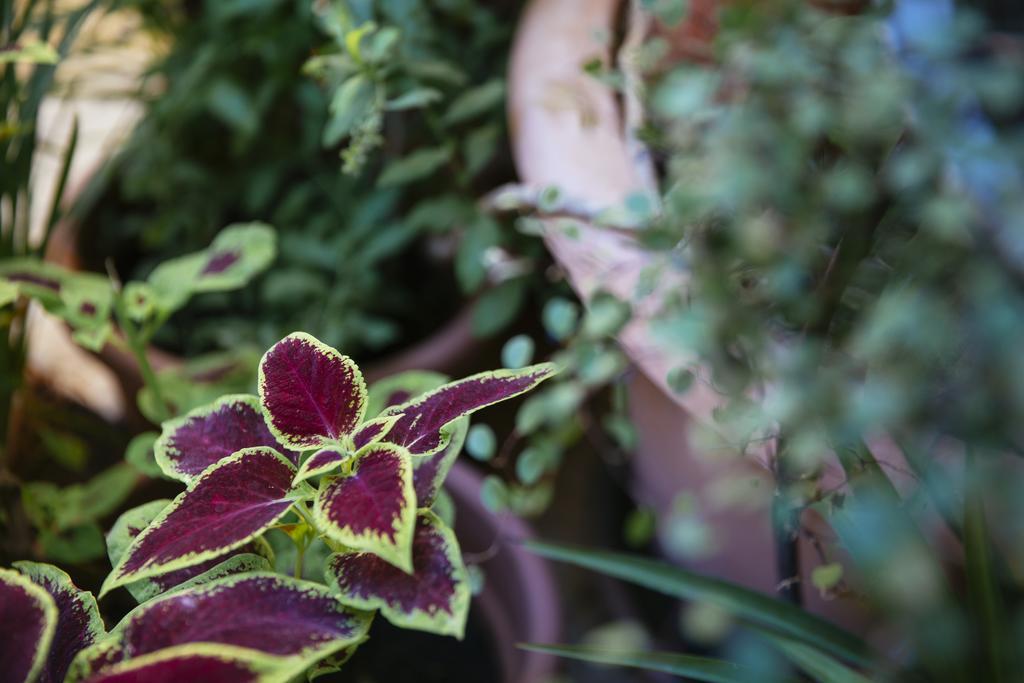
[[519, 643, 761, 683], [524, 540, 873, 667], [764, 633, 873, 683]]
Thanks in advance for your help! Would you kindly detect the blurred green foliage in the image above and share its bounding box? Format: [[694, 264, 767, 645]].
[[561, 0, 1024, 678], [77, 0, 541, 359]]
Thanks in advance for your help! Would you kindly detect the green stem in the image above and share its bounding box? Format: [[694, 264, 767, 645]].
[[294, 534, 307, 580], [964, 449, 1008, 682], [113, 294, 171, 422]]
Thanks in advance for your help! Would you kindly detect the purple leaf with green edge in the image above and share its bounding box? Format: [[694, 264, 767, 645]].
[[259, 332, 367, 449], [382, 363, 558, 456], [293, 449, 348, 486], [100, 448, 297, 597], [325, 511, 470, 638], [147, 223, 276, 312], [154, 394, 298, 483], [117, 574, 370, 662], [13, 562, 105, 683], [411, 416, 468, 507], [0, 567, 56, 683], [313, 443, 415, 572], [352, 414, 402, 450], [107, 499, 275, 604], [64, 639, 124, 683], [79, 644, 291, 683]]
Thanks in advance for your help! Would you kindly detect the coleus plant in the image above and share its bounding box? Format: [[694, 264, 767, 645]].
[[0, 222, 275, 356], [1, 332, 555, 681]]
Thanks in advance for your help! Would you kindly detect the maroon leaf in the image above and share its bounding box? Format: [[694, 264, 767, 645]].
[[411, 417, 468, 507], [79, 646, 277, 683], [107, 499, 274, 604], [325, 511, 469, 638], [100, 448, 296, 597], [293, 449, 348, 485], [13, 563, 104, 683], [0, 568, 56, 683], [352, 414, 401, 450], [117, 574, 370, 661], [154, 395, 298, 482], [383, 364, 557, 456], [313, 443, 415, 572], [259, 333, 367, 449]]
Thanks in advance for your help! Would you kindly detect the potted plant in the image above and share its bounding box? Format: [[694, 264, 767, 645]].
[[0, 331, 558, 682]]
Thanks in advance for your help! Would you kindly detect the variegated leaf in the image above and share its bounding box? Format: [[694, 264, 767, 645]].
[[293, 450, 349, 486], [313, 443, 415, 572], [325, 511, 469, 638], [100, 448, 296, 597], [259, 333, 367, 449], [154, 395, 298, 483], [116, 574, 371, 661], [147, 223, 276, 312], [0, 568, 56, 683], [12, 562, 105, 683], [107, 499, 276, 604], [382, 364, 557, 456], [77, 644, 292, 683]]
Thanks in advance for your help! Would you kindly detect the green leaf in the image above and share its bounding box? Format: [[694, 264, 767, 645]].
[[811, 562, 843, 596], [0, 280, 18, 307], [124, 431, 164, 478], [472, 280, 526, 337], [442, 79, 505, 125], [386, 87, 442, 111], [455, 214, 500, 292], [964, 453, 1010, 682], [542, 297, 579, 341], [324, 75, 377, 147], [465, 424, 496, 462], [501, 335, 535, 369], [377, 145, 453, 187], [765, 635, 873, 683], [518, 644, 757, 683], [147, 223, 276, 313], [0, 40, 58, 64], [524, 542, 874, 666], [582, 292, 631, 338], [464, 124, 499, 177]]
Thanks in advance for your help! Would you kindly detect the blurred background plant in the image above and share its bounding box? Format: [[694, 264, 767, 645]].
[[526, 0, 1024, 679], [73, 0, 541, 360]]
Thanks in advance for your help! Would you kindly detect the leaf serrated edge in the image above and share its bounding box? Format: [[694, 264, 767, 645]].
[[293, 449, 349, 486], [383, 362, 559, 456], [325, 510, 470, 639], [100, 448, 296, 597], [258, 332, 368, 450], [0, 567, 58, 683], [14, 560, 106, 645], [81, 642, 300, 683], [313, 443, 416, 573]]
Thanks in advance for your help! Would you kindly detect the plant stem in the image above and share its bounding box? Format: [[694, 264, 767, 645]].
[[964, 449, 1009, 682], [294, 535, 307, 580], [772, 437, 803, 606], [113, 294, 171, 422]]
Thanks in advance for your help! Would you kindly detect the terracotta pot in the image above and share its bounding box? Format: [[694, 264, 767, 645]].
[[446, 461, 561, 683]]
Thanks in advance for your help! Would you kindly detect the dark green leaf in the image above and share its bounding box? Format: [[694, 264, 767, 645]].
[[519, 643, 759, 683], [524, 542, 873, 666]]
